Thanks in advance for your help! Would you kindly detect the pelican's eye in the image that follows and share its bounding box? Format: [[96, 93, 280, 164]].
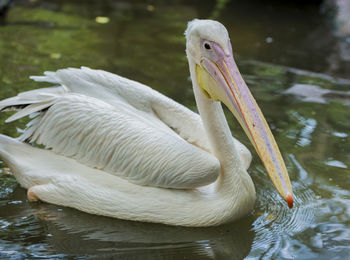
[[204, 42, 211, 50]]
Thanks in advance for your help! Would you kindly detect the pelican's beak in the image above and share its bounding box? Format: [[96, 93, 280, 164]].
[[196, 41, 293, 208]]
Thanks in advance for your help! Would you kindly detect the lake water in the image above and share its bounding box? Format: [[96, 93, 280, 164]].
[[0, 0, 349, 259]]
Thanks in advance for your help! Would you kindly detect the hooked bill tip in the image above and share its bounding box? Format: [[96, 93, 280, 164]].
[[286, 193, 293, 209]]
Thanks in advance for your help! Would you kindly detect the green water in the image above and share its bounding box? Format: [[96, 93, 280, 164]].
[[0, 0, 349, 259]]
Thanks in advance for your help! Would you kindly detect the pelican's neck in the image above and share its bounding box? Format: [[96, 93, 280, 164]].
[[188, 58, 241, 166], [188, 58, 253, 195]]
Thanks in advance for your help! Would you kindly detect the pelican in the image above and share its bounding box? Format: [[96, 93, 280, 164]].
[[0, 19, 293, 227]]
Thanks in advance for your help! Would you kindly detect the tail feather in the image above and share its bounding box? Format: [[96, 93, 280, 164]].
[[5, 101, 53, 123], [29, 70, 61, 84], [0, 85, 68, 122]]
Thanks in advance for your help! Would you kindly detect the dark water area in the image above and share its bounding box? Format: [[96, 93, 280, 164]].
[[0, 0, 349, 259]]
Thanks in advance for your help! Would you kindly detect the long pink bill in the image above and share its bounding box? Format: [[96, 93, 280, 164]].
[[201, 41, 293, 208]]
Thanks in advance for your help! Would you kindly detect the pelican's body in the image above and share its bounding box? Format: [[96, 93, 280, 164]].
[[0, 20, 293, 226]]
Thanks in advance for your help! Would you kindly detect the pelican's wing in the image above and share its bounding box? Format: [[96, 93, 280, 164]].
[[0, 89, 220, 189], [29, 67, 211, 150], [29, 67, 251, 165]]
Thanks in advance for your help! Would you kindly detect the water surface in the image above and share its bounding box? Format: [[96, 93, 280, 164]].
[[0, 0, 349, 259]]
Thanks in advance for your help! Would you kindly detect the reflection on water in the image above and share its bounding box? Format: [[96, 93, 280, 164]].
[[0, 187, 254, 259], [284, 84, 350, 105], [0, 0, 350, 259]]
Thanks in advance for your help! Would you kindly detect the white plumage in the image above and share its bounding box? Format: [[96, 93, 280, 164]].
[[0, 19, 293, 226], [4, 66, 251, 189], [19, 91, 220, 189], [0, 66, 254, 226]]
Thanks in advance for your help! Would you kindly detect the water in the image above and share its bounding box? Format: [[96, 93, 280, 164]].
[[0, 0, 349, 259]]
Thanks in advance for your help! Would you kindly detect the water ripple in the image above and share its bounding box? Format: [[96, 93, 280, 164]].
[[249, 183, 316, 257], [247, 160, 318, 259]]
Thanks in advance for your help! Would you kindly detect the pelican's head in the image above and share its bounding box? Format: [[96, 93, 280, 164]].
[[185, 19, 294, 208]]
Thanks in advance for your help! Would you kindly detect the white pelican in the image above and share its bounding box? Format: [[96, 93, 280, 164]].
[[0, 19, 293, 227]]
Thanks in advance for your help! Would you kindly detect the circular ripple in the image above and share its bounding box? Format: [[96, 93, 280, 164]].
[[248, 169, 317, 258]]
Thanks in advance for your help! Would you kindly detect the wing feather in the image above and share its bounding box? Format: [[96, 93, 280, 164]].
[[29, 68, 215, 148], [18, 93, 220, 189], [0, 67, 251, 186], [31, 67, 250, 165]]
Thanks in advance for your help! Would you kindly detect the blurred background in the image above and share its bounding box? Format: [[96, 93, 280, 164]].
[[0, 0, 349, 259]]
